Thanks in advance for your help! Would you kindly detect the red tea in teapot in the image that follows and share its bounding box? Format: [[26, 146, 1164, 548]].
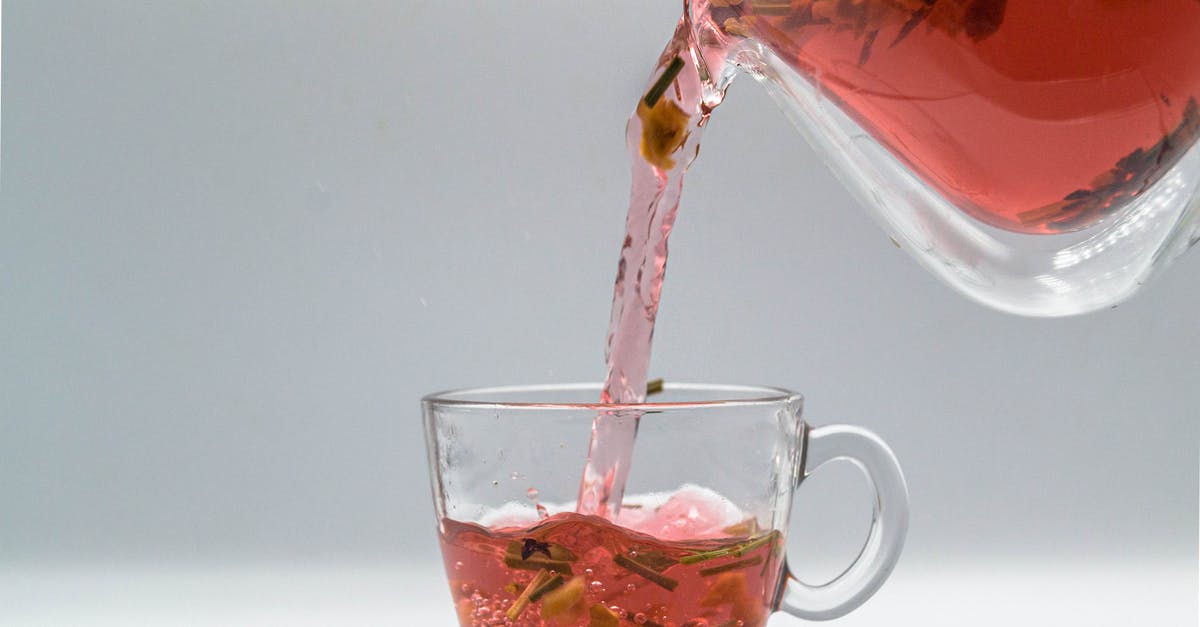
[[714, 0, 1200, 233], [581, 0, 1200, 520]]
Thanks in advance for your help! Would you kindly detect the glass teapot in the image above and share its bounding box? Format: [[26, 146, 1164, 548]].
[[683, 0, 1200, 316]]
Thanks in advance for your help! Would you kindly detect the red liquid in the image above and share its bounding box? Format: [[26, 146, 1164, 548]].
[[440, 514, 782, 627], [583, 0, 1200, 520], [715, 0, 1200, 232]]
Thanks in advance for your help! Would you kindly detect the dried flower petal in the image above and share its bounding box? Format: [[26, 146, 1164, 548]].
[[540, 576, 587, 624], [588, 604, 621, 627], [637, 98, 691, 171], [700, 571, 765, 625], [722, 16, 756, 37], [521, 538, 553, 560]]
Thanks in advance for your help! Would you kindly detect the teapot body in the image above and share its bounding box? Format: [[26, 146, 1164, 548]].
[[689, 0, 1200, 315]]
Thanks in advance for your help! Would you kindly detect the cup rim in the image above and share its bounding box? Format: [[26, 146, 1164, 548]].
[[422, 382, 802, 411]]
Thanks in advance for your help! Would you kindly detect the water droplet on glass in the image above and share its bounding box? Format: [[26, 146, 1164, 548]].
[[634, 612, 648, 624], [536, 503, 549, 519], [454, 561, 463, 571], [625, 583, 636, 593], [526, 487, 539, 500]]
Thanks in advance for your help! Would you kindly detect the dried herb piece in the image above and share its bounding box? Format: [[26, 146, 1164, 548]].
[[964, 0, 1007, 40], [638, 96, 691, 171], [507, 569, 552, 621], [629, 549, 676, 572], [643, 56, 685, 108], [588, 603, 621, 627], [529, 573, 565, 602], [723, 16, 757, 37], [733, 530, 779, 556], [891, 3, 933, 48], [748, 1, 792, 16], [503, 554, 574, 574], [1015, 201, 1069, 226], [680, 530, 778, 564], [1022, 97, 1200, 231], [645, 378, 665, 395], [700, 572, 765, 625], [679, 548, 729, 565], [699, 555, 764, 576], [613, 553, 680, 591], [858, 28, 880, 65], [540, 577, 587, 622], [744, 0, 1009, 55]]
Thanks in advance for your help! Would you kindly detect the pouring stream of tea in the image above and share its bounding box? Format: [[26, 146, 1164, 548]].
[[576, 14, 726, 519]]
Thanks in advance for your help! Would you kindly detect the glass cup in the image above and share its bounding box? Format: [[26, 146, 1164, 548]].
[[423, 383, 908, 625]]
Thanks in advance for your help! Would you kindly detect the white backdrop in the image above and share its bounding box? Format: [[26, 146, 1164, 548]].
[[3, 1, 1197, 624]]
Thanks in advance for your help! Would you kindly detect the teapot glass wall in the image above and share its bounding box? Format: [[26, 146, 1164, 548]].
[[686, 0, 1200, 316]]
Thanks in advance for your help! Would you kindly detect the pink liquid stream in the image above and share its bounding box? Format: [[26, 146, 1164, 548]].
[[577, 14, 728, 519]]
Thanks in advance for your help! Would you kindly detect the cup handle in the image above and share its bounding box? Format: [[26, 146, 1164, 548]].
[[777, 424, 910, 621]]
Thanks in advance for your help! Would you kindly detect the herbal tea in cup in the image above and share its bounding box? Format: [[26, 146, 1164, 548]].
[[423, 383, 908, 626]]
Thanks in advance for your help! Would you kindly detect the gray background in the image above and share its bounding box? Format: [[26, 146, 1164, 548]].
[[3, 1, 1197, 623]]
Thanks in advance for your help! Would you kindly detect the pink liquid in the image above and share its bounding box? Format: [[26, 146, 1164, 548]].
[[577, 14, 729, 519], [581, 0, 1200, 519], [718, 0, 1200, 233], [600, 19, 720, 406], [440, 511, 781, 627]]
